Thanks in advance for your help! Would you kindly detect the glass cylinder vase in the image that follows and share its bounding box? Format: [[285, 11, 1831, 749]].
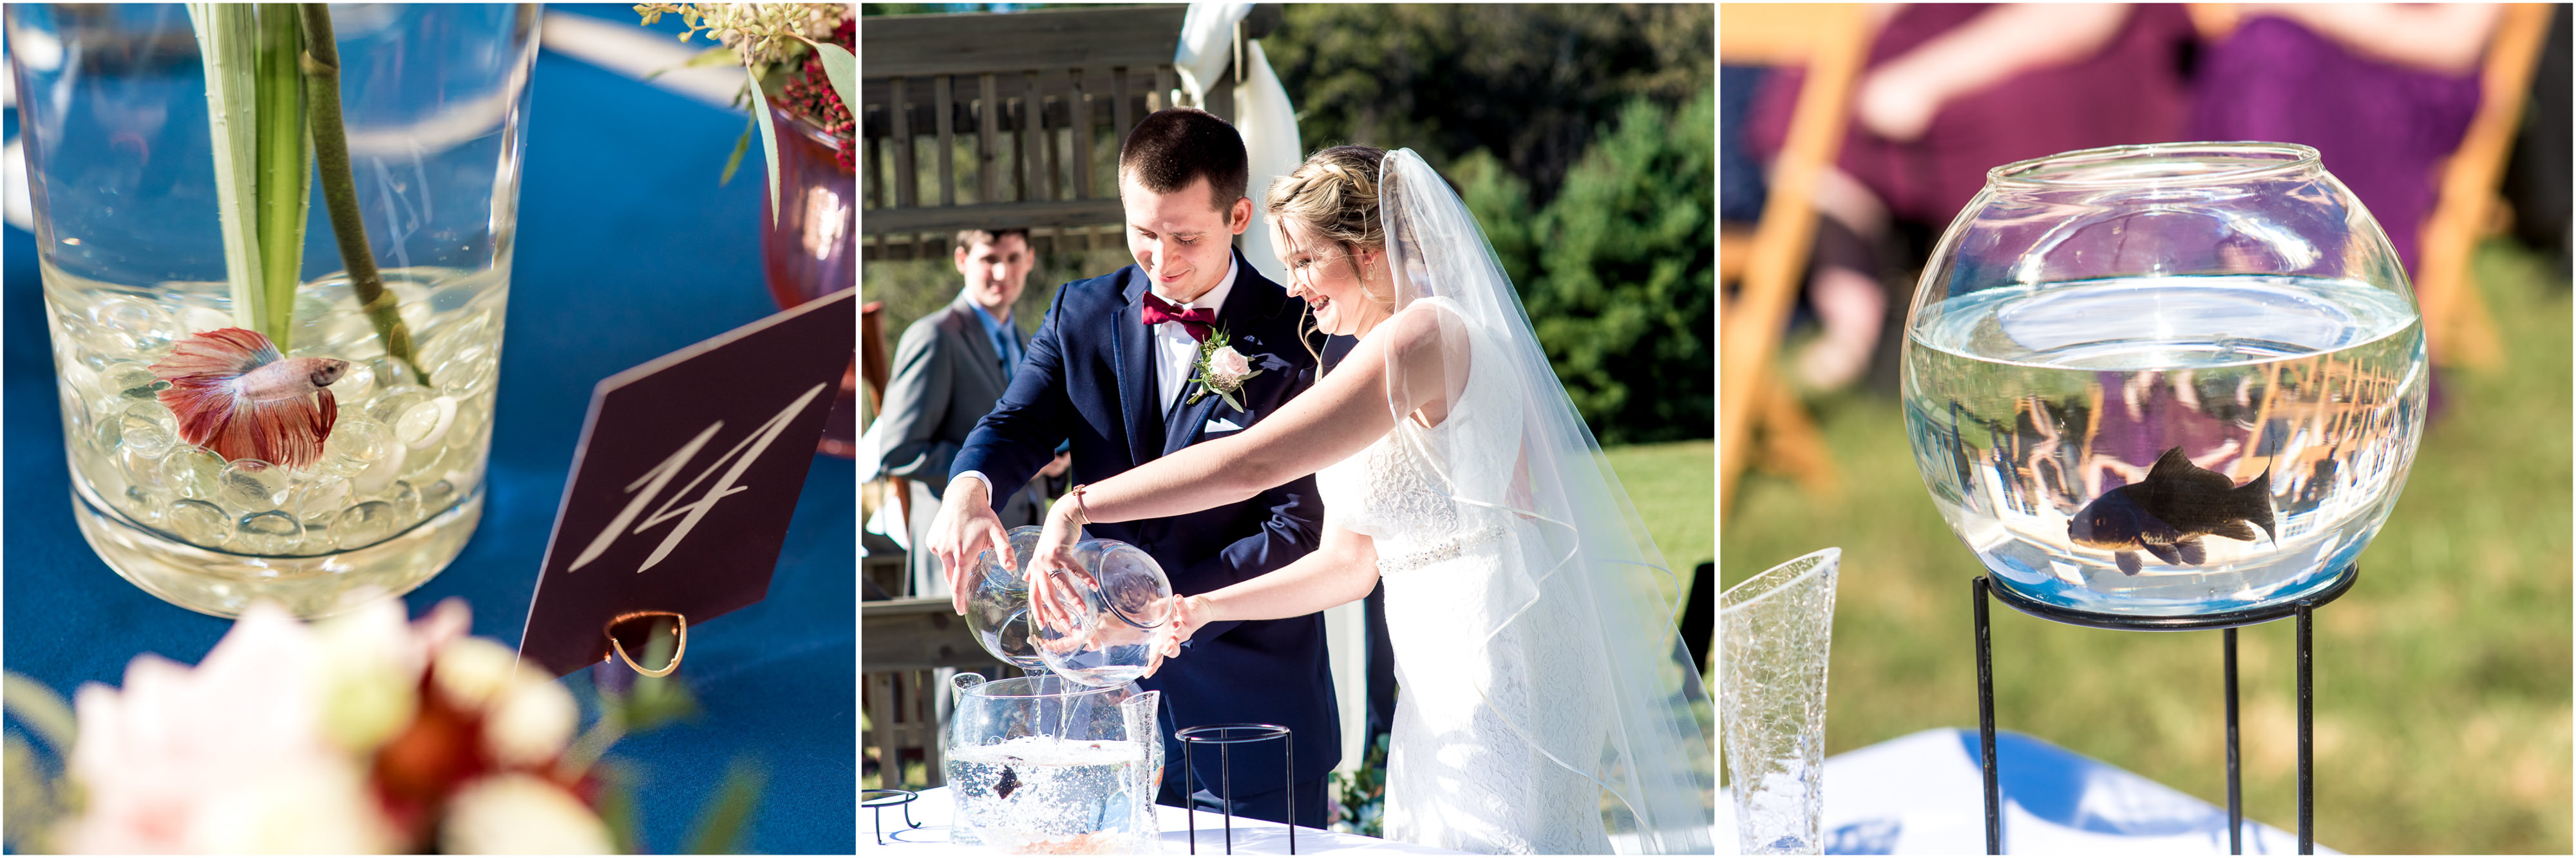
[[8, 3, 538, 617]]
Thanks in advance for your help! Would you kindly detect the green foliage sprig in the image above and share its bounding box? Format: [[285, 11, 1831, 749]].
[[634, 3, 855, 220]]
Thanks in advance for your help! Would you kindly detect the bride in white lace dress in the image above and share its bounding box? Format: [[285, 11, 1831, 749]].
[[1027, 147, 1712, 854]]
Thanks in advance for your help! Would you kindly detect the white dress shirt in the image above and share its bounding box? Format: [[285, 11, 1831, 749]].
[[952, 254, 1240, 501], [1151, 253, 1239, 413]]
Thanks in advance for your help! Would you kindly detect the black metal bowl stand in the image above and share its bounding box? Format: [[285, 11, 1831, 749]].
[[1972, 563, 2359, 855], [1177, 723, 1296, 855]]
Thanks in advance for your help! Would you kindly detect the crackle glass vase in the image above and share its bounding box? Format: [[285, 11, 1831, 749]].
[[1719, 546, 1840, 855], [8, 3, 537, 617], [1901, 142, 2427, 619]]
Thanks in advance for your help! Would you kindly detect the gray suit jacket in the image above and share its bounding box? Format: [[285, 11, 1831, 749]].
[[875, 297, 1046, 595]]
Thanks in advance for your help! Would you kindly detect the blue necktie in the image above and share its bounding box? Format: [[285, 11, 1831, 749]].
[[994, 328, 1021, 378]]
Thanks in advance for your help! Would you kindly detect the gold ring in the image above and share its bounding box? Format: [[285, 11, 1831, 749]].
[[605, 611, 688, 678]]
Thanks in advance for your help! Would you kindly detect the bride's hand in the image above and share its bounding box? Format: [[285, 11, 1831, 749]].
[[1026, 500, 1087, 631], [1142, 595, 1213, 678]]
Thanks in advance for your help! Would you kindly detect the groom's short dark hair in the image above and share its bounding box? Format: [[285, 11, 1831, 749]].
[[1119, 107, 1249, 212]]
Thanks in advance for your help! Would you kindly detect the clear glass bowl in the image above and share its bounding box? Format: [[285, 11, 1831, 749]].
[[966, 526, 1051, 672], [1900, 142, 2427, 617], [1029, 540, 1171, 686], [945, 673, 1162, 853], [964, 527, 1173, 685]]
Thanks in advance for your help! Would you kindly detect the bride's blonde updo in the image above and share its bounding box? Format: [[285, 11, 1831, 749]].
[[1266, 145, 1394, 307]]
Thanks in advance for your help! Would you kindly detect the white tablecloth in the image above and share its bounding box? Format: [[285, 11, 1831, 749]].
[[867, 786, 1472, 854], [1721, 729, 2340, 854]]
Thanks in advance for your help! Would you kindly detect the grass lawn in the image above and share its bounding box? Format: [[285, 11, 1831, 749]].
[[1722, 240, 2572, 853], [1607, 440, 1718, 574]]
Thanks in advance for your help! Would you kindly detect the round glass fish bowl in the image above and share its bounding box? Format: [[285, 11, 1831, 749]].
[[1900, 142, 2427, 619], [966, 526, 1053, 672], [965, 527, 1174, 685], [1029, 540, 1172, 686]]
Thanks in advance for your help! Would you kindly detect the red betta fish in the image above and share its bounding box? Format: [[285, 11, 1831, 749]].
[[147, 328, 349, 469]]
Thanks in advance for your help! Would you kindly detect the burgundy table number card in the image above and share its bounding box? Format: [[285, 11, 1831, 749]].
[[520, 289, 856, 676]]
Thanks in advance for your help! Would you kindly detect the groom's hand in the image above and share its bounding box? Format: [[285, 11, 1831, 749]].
[[930, 476, 1010, 615]]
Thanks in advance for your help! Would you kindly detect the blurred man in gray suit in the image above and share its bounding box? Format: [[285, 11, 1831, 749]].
[[874, 228, 1069, 596]]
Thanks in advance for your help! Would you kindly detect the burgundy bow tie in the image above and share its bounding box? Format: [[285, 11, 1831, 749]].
[[1141, 292, 1217, 342]]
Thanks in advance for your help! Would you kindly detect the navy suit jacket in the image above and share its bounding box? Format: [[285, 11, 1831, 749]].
[[953, 248, 1340, 794]]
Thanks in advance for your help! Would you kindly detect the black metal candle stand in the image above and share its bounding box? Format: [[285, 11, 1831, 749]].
[[1177, 723, 1296, 855], [1971, 564, 2358, 855], [862, 788, 923, 846]]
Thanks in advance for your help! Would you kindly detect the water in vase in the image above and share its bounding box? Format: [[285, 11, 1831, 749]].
[[948, 736, 1158, 854], [46, 263, 504, 617], [1903, 274, 2425, 615]]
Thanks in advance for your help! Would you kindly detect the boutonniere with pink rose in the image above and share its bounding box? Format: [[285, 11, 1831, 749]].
[[1186, 329, 1264, 412]]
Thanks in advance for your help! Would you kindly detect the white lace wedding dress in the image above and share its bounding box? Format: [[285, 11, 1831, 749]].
[[1313, 298, 1615, 855]]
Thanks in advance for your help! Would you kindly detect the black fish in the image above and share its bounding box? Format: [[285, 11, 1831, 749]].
[[2068, 447, 2275, 575], [996, 765, 1021, 799]]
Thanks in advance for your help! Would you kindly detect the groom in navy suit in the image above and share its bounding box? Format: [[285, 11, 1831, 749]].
[[930, 107, 1337, 828]]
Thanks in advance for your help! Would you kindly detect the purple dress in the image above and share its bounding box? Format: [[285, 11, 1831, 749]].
[[1750, 4, 2199, 227], [2191, 15, 2483, 276]]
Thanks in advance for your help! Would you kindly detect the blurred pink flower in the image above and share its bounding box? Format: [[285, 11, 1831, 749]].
[[62, 599, 478, 854]]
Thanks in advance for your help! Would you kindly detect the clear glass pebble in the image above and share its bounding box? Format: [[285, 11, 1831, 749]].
[[387, 480, 421, 520], [118, 445, 171, 491], [88, 297, 177, 353], [166, 447, 226, 501], [418, 479, 459, 514], [117, 402, 179, 459], [334, 501, 399, 549], [123, 484, 170, 527], [287, 475, 355, 522], [393, 396, 457, 451], [218, 460, 286, 512], [354, 442, 408, 496], [235, 510, 304, 555], [99, 362, 162, 400], [166, 498, 230, 546], [316, 419, 391, 478], [434, 344, 497, 397], [404, 442, 458, 485], [448, 398, 492, 452]]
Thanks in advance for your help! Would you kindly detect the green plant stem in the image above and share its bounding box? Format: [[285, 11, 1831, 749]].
[[296, 3, 429, 386], [189, 5, 263, 335], [252, 7, 307, 351]]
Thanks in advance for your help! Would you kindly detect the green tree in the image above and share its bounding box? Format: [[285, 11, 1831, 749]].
[[1262, 3, 1710, 206], [1478, 89, 1713, 444]]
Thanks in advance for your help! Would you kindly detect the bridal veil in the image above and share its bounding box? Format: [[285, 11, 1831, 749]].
[[1374, 148, 1717, 853]]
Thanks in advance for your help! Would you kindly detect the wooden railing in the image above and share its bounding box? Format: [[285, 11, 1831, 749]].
[[860, 5, 1282, 261], [862, 596, 1008, 790], [861, 6, 1187, 261]]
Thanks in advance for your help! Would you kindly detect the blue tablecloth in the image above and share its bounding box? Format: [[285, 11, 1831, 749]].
[[1719, 729, 2328, 854], [1, 6, 855, 853]]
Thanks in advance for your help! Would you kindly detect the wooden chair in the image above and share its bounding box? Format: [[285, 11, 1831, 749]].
[[2188, 4, 2550, 371], [2416, 3, 2553, 371], [1718, 4, 1873, 516]]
